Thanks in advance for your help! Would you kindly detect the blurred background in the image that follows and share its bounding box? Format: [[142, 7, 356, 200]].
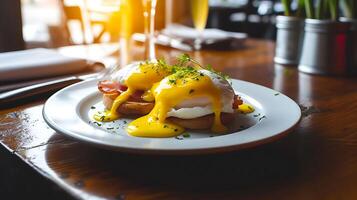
[[0, 0, 292, 52]]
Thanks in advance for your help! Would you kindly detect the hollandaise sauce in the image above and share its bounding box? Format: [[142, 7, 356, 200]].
[[127, 115, 185, 137], [238, 103, 255, 114], [94, 90, 133, 122], [126, 72, 227, 137], [94, 60, 231, 138], [94, 62, 171, 122]]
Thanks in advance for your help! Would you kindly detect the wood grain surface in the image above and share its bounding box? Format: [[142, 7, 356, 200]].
[[1, 39, 357, 200]]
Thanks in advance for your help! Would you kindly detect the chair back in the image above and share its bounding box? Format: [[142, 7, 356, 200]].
[[0, 0, 25, 52], [59, 0, 88, 44]]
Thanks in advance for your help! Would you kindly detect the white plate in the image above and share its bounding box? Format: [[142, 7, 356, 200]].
[[43, 79, 301, 155]]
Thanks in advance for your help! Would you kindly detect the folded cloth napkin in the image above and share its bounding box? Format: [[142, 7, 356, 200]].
[[0, 48, 89, 81], [162, 24, 247, 42], [161, 24, 247, 50]]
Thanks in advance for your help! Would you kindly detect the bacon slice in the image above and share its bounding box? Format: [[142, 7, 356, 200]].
[[232, 94, 243, 109], [130, 90, 145, 101], [98, 80, 127, 95], [98, 80, 148, 102]]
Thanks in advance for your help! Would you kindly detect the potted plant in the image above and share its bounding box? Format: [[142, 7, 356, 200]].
[[274, 0, 305, 65], [340, 0, 357, 74], [298, 0, 357, 75]]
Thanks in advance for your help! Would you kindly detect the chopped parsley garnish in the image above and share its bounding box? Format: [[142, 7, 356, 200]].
[[182, 133, 190, 138], [166, 66, 204, 86], [90, 106, 96, 109], [93, 121, 102, 126], [139, 59, 172, 76], [189, 89, 195, 94], [175, 54, 231, 84], [175, 136, 183, 140], [168, 79, 176, 84], [177, 53, 191, 66], [274, 93, 280, 96], [259, 116, 267, 121], [138, 54, 231, 86], [157, 58, 166, 66]]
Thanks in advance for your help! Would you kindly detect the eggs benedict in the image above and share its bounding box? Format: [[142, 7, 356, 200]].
[[95, 55, 244, 138], [95, 60, 173, 120]]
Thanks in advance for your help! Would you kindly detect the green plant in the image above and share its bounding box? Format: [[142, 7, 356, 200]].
[[329, 0, 339, 20], [282, 0, 356, 19], [281, 0, 305, 17], [282, 0, 292, 16], [303, 0, 348, 20], [304, 0, 314, 18], [315, 0, 322, 19], [296, 0, 305, 17], [340, 0, 356, 18]]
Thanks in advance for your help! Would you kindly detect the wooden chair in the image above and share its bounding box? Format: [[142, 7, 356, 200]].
[[59, 0, 88, 44], [0, 0, 25, 52], [59, 0, 118, 44]]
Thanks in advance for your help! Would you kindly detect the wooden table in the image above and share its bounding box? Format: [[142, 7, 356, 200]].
[[1, 39, 357, 200]]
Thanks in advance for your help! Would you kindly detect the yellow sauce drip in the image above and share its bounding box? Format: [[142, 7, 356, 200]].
[[93, 63, 170, 122], [127, 115, 185, 138], [238, 103, 255, 114], [94, 62, 229, 138], [126, 73, 227, 137], [142, 89, 155, 102], [94, 62, 171, 122], [94, 90, 133, 122]]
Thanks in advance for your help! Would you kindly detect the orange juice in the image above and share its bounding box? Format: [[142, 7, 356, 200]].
[[191, 0, 209, 31], [119, 0, 133, 38]]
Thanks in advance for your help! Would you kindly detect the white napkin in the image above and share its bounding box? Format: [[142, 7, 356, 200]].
[[162, 24, 247, 41], [0, 48, 89, 81]]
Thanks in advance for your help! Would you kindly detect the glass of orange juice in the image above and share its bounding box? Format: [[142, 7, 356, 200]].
[[118, 0, 133, 66], [190, 0, 209, 50]]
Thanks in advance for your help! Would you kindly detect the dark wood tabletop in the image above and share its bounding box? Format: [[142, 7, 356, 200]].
[[1, 39, 357, 200]]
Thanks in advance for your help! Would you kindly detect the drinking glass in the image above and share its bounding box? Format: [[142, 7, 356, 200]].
[[190, 0, 209, 50], [142, 0, 158, 60], [119, 0, 133, 66]]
